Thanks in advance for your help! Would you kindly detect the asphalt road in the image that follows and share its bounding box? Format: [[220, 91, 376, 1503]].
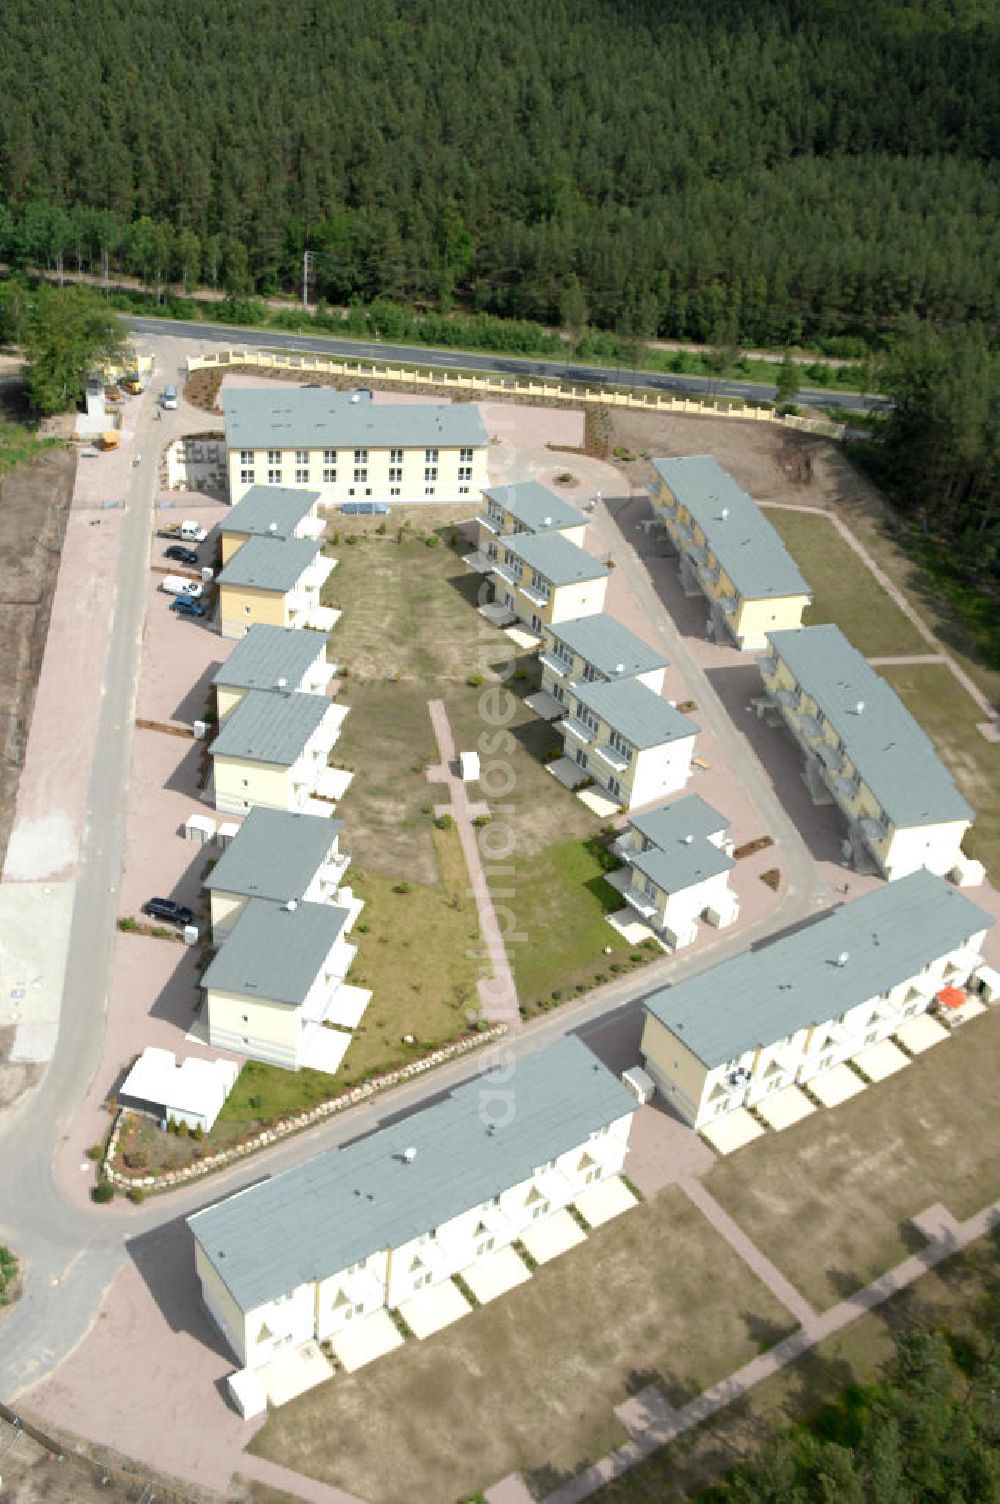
[[127, 315, 885, 412], [0, 335, 831, 1401]]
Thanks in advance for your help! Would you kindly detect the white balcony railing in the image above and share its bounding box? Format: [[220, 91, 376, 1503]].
[[561, 716, 596, 746], [594, 742, 630, 772]]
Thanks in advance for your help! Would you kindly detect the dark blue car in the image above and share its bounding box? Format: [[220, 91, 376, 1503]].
[[170, 595, 208, 618]]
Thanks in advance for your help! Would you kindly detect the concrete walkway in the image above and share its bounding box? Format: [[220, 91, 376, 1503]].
[[239, 1453, 367, 1504], [758, 500, 996, 718], [426, 697, 522, 1032], [867, 653, 944, 666], [485, 1194, 1000, 1504], [678, 1179, 817, 1328]]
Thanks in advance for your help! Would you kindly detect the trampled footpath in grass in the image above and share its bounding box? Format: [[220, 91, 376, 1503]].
[[765, 507, 927, 658], [703, 1006, 1000, 1313], [879, 662, 1000, 882], [249, 1185, 796, 1504]]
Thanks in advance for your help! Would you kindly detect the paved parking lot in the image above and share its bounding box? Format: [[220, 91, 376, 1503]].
[[117, 727, 218, 922]]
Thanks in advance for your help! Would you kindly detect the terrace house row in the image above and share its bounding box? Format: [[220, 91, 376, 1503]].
[[556, 674, 699, 811], [220, 484, 326, 564], [205, 806, 351, 941], [201, 896, 366, 1074], [213, 624, 334, 722], [482, 529, 610, 632], [651, 455, 812, 650], [536, 613, 669, 716], [608, 795, 739, 948], [760, 625, 981, 884], [217, 535, 335, 641], [640, 870, 992, 1129], [223, 387, 489, 506], [188, 1037, 636, 1373], [210, 688, 348, 817], [475, 481, 588, 550]]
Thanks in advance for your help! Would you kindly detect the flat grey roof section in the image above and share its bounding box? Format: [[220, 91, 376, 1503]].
[[213, 625, 327, 694], [571, 676, 697, 749], [217, 535, 320, 592], [205, 807, 342, 902], [222, 485, 320, 540], [547, 614, 669, 679], [651, 455, 811, 600], [223, 387, 488, 452], [502, 530, 610, 586], [628, 795, 733, 892], [211, 689, 331, 766], [188, 1036, 636, 1311], [201, 897, 349, 1006], [645, 870, 993, 1066], [768, 624, 973, 826], [483, 481, 586, 534]]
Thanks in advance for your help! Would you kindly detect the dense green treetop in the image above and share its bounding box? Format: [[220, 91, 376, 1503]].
[[0, 0, 998, 342]]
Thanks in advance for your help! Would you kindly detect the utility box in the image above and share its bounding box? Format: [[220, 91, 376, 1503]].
[[182, 923, 200, 946], [458, 751, 480, 782], [622, 1065, 654, 1105], [185, 812, 215, 844], [217, 821, 240, 849]]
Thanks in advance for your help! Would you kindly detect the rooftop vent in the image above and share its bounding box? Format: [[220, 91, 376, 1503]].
[[285, 899, 298, 913], [614, 663, 625, 675], [854, 700, 865, 715], [402, 1146, 417, 1164], [268, 521, 278, 533], [836, 950, 850, 967], [720, 506, 730, 520], [543, 516, 552, 527], [683, 834, 694, 845], [276, 676, 288, 689]]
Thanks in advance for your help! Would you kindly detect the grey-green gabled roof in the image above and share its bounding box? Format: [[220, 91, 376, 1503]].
[[222, 485, 320, 541], [205, 807, 342, 903], [644, 871, 992, 1067], [571, 677, 697, 749], [213, 625, 327, 695], [768, 625, 974, 827], [546, 614, 669, 680], [501, 530, 609, 587], [627, 795, 733, 892], [201, 897, 349, 1006], [651, 455, 811, 601], [483, 481, 586, 534], [223, 387, 487, 452], [187, 1036, 636, 1312], [217, 535, 321, 593], [210, 689, 332, 766]]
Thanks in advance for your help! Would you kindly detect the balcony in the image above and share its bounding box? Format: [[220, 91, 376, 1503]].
[[593, 741, 630, 773], [520, 581, 550, 608], [560, 715, 596, 746], [476, 513, 501, 534], [758, 655, 778, 678], [538, 648, 571, 677], [490, 558, 521, 588], [799, 713, 824, 743], [606, 866, 658, 917], [776, 687, 800, 709]]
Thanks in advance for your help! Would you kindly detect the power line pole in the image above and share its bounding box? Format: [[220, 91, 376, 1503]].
[[302, 249, 314, 311]]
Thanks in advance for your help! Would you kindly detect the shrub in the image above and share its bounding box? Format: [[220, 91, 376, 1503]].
[[393, 881, 411, 895], [376, 521, 388, 535], [177, 1120, 189, 1138], [127, 1186, 146, 1205], [123, 1150, 148, 1170], [466, 672, 483, 687], [345, 532, 359, 544], [556, 471, 574, 483], [86, 1143, 103, 1161], [118, 916, 138, 932], [91, 1181, 114, 1203], [435, 813, 454, 830], [191, 1124, 204, 1141], [472, 813, 491, 827], [330, 530, 340, 544], [425, 534, 441, 548], [449, 530, 459, 546], [248, 1094, 263, 1111], [355, 920, 371, 933]]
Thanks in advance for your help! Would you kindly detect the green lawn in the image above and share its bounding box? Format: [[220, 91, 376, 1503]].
[[703, 1005, 1000, 1313], [878, 662, 1000, 881], [766, 508, 928, 657], [250, 1185, 796, 1504], [0, 419, 62, 479]]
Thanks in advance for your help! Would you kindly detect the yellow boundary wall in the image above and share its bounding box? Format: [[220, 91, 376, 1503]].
[[186, 348, 846, 439]]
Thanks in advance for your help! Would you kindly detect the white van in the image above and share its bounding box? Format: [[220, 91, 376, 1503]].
[[162, 384, 178, 410], [161, 575, 203, 599]]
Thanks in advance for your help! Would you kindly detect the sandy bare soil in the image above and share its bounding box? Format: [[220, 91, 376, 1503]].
[[0, 447, 77, 873]]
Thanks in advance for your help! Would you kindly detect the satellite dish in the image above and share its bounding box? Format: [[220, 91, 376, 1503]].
[[836, 950, 850, 967], [402, 1146, 417, 1163]]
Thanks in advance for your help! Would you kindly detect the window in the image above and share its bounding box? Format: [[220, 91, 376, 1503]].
[[459, 485, 469, 494], [531, 1199, 551, 1220], [388, 466, 402, 483], [424, 485, 436, 496], [295, 468, 309, 484], [240, 468, 255, 485], [424, 466, 438, 482], [389, 486, 401, 496], [267, 469, 282, 485], [295, 449, 308, 466], [425, 447, 439, 463], [240, 449, 253, 465], [390, 448, 403, 465], [609, 729, 631, 759], [243, 605, 252, 615], [576, 703, 599, 734], [354, 467, 368, 484], [477, 1237, 495, 1257], [323, 468, 337, 484], [575, 747, 588, 769], [458, 465, 473, 481], [353, 448, 368, 465], [642, 873, 657, 900], [529, 570, 549, 599], [459, 447, 473, 464], [581, 662, 600, 682], [323, 449, 337, 465], [267, 449, 281, 465]]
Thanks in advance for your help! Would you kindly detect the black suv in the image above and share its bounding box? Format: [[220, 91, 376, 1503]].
[[142, 897, 195, 927], [164, 545, 200, 566]]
